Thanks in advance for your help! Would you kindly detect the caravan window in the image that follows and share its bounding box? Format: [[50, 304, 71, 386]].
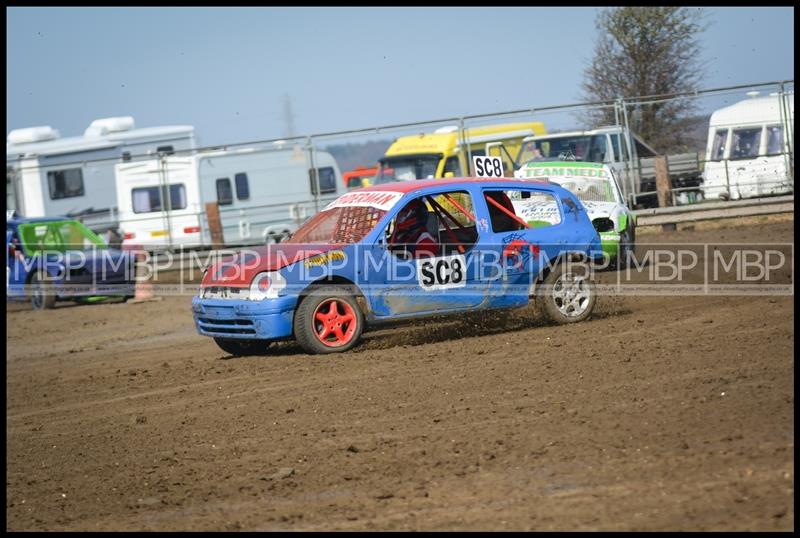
[[310, 167, 337, 195], [47, 168, 85, 200], [711, 129, 728, 161], [132, 184, 187, 214], [235, 173, 250, 200], [731, 128, 761, 159], [766, 126, 784, 156], [216, 178, 233, 205]]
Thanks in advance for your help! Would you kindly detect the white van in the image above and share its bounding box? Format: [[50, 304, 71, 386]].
[[701, 92, 795, 201], [115, 145, 342, 249]]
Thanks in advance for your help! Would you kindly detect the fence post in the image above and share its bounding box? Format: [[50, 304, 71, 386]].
[[724, 159, 731, 199], [459, 117, 471, 176], [205, 202, 224, 248], [620, 99, 638, 206], [654, 155, 672, 208], [778, 82, 794, 185], [307, 137, 320, 213]]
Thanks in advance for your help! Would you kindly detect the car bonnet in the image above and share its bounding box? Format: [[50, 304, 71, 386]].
[[201, 243, 344, 288]]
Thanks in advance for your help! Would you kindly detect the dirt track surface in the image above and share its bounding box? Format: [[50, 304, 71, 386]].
[[6, 218, 795, 531]]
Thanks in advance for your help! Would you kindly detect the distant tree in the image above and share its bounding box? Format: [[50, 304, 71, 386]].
[[582, 7, 707, 152]]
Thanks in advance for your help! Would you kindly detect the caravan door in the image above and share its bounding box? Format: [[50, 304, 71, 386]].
[[116, 158, 203, 249], [727, 126, 766, 198]]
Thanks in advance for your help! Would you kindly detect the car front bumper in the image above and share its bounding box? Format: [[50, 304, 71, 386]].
[[599, 231, 622, 259], [192, 295, 299, 340]]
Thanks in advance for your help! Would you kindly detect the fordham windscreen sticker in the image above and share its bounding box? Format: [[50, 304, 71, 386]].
[[324, 191, 404, 212], [417, 254, 467, 291]]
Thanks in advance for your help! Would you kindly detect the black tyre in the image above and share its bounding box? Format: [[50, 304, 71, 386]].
[[616, 227, 636, 269], [213, 337, 271, 356], [29, 271, 56, 310], [294, 286, 364, 354], [534, 263, 595, 324]]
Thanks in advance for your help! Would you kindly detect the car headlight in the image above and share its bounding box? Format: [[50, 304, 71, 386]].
[[248, 271, 287, 301]]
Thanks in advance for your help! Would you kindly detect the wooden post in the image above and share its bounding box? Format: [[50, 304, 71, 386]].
[[654, 155, 672, 208], [205, 202, 224, 248]]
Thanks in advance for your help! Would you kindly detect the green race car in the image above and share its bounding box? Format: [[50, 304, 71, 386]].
[[515, 161, 636, 266]]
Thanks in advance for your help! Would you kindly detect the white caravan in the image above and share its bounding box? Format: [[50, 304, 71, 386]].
[[114, 145, 343, 249], [6, 117, 196, 231], [701, 92, 795, 200]]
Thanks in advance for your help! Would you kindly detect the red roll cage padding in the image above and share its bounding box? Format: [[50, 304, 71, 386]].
[[485, 194, 531, 230], [442, 193, 476, 223], [426, 197, 467, 254]]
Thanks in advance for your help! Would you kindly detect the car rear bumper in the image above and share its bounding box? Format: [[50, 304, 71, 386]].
[[192, 295, 298, 340]]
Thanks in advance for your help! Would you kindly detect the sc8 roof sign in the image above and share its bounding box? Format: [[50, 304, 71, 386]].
[[473, 155, 504, 178]]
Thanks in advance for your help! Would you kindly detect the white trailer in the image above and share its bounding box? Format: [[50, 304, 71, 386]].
[[701, 91, 795, 201], [114, 145, 343, 249], [6, 117, 196, 232]]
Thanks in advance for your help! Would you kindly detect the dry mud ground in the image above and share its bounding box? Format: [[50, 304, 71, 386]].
[[6, 217, 795, 531]]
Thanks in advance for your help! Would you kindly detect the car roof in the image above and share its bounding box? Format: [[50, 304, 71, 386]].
[[355, 176, 551, 194], [7, 216, 74, 227]]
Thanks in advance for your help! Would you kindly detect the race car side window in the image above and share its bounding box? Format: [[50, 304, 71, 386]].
[[485, 190, 562, 231], [385, 190, 478, 257]]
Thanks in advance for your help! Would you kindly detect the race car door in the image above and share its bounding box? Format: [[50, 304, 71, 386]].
[[478, 187, 571, 307], [367, 190, 486, 318]]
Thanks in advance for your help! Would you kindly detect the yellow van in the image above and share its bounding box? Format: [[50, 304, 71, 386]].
[[374, 122, 546, 184]]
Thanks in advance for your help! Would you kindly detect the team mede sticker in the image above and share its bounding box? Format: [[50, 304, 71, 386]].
[[473, 155, 504, 178]]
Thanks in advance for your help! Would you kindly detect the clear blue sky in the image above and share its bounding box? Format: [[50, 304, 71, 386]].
[[6, 7, 795, 147]]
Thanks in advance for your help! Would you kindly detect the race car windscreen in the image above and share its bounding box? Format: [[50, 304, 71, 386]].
[[17, 220, 107, 255], [287, 205, 387, 244], [550, 176, 615, 203], [517, 135, 608, 166], [374, 155, 440, 184]]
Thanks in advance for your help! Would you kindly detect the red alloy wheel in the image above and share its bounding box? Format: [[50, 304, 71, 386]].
[[312, 298, 357, 347]]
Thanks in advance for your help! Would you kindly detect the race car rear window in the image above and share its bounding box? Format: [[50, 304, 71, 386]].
[[487, 190, 561, 231]]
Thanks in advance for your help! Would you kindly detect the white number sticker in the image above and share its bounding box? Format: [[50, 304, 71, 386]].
[[417, 254, 467, 291], [473, 156, 504, 178]]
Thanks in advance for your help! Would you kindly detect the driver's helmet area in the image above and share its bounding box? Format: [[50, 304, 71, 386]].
[[7, 228, 22, 260], [388, 198, 439, 258], [385, 190, 481, 259]]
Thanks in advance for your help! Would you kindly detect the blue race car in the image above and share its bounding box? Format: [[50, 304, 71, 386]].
[[193, 177, 602, 355], [7, 216, 135, 310]]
